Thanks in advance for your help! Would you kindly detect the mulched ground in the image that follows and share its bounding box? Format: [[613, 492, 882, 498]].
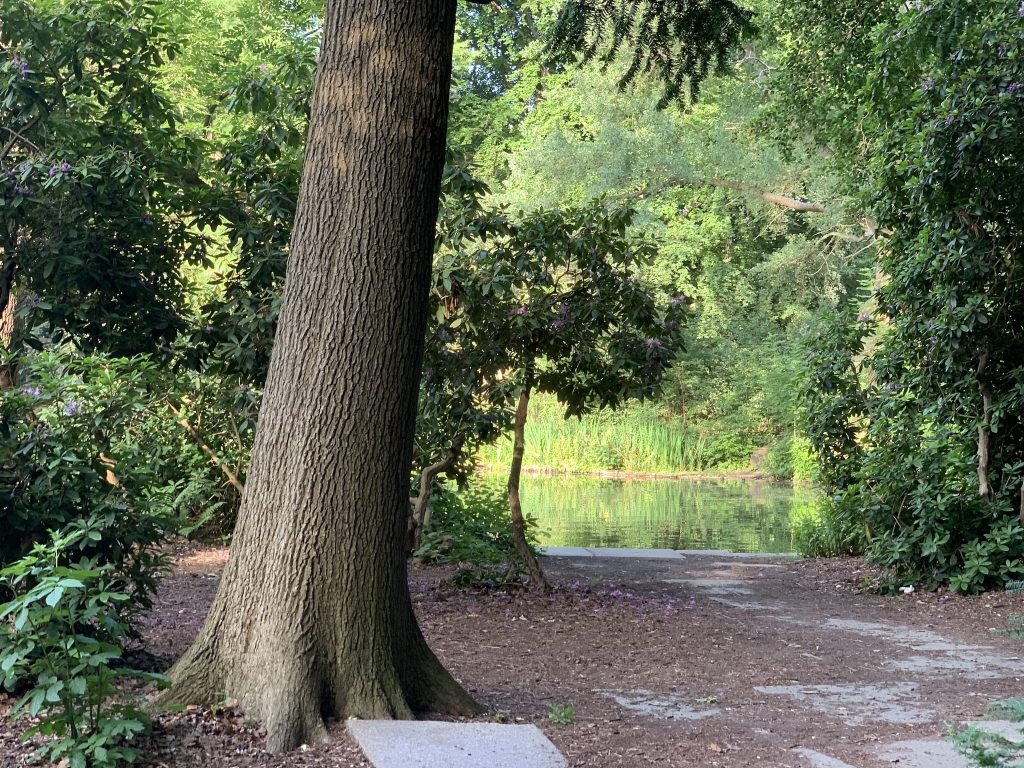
[[4, 547, 1024, 767]]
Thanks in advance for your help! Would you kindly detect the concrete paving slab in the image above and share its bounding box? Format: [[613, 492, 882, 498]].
[[791, 747, 857, 768], [753, 682, 934, 726], [596, 689, 720, 720], [347, 720, 567, 768], [589, 547, 685, 559], [538, 546, 594, 557], [666, 578, 754, 595], [874, 739, 965, 768]]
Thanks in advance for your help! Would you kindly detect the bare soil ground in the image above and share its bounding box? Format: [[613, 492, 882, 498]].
[[4, 547, 1024, 767]]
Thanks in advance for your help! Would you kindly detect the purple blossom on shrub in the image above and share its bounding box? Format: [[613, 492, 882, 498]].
[[1008, 82, 1024, 94], [645, 337, 663, 351], [10, 55, 29, 77], [669, 293, 688, 307], [63, 400, 80, 416], [557, 304, 570, 316], [510, 306, 527, 317], [553, 318, 567, 331], [19, 386, 41, 398]]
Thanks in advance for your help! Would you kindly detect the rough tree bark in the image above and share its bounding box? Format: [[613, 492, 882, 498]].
[[0, 262, 17, 389], [507, 384, 550, 590], [160, 0, 479, 752], [976, 348, 993, 501]]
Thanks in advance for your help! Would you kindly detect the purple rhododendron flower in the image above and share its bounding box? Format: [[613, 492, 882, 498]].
[[645, 338, 663, 350], [10, 55, 29, 77], [1008, 82, 1024, 94], [20, 386, 41, 398], [63, 401, 80, 416], [509, 306, 527, 317]]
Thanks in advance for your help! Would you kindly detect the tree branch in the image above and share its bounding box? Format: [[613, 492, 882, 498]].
[[168, 402, 246, 495], [1, 118, 42, 162], [408, 436, 464, 554], [652, 175, 826, 212]]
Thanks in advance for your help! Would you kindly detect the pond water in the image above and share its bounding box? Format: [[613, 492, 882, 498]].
[[519, 474, 817, 553]]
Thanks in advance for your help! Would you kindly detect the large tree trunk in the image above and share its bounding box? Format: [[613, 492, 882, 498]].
[[160, 0, 479, 752], [507, 385, 549, 590]]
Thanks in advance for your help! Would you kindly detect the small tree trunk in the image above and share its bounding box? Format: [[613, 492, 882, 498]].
[[0, 261, 17, 389], [160, 0, 479, 753], [407, 436, 463, 554], [977, 349, 994, 501], [507, 385, 549, 590]]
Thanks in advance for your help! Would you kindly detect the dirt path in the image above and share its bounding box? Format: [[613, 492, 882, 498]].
[[4, 548, 1023, 767]]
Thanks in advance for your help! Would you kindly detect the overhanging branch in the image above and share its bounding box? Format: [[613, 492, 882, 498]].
[[655, 175, 826, 213]]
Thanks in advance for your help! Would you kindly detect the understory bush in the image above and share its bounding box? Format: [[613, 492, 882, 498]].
[[790, 494, 867, 558], [763, 433, 817, 482], [414, 482, 540, 587], [0, 519, 164, 768], [0, 354, 187, 617]]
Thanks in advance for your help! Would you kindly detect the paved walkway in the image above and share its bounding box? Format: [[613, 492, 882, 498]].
[[540, 548, 1024, 768]]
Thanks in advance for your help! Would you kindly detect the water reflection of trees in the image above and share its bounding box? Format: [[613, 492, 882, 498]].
[[514, 475, 818, 552]]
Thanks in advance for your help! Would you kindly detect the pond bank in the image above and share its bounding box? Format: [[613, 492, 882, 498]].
[[478, 462, 787, 483]]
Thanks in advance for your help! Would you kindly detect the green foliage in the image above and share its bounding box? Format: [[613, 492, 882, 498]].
[[414, 482, 539, 587], [0, 353, 182, 620], [952, 700, 1024, 768], [790, 498, 865, 558], [546, 0, 752, 107], [0, 0, 206, 356], [800, 307, 869, 496], [546, 702, 575, 725], [782, 0, 1024, 591], [0, 519, 164, 768], [763, 433, 816, 482]]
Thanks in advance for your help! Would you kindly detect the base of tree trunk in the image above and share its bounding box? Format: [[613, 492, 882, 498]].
[[159, 589, 480, 753]]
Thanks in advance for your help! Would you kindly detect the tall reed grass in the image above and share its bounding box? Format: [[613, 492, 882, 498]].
[[477, 395, 716, 474]]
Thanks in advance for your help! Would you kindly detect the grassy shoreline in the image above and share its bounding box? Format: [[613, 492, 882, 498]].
[[477, 462, 787, 483]]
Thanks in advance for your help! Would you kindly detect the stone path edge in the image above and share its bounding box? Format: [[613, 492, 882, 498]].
[[538, 546, 799, 559]]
